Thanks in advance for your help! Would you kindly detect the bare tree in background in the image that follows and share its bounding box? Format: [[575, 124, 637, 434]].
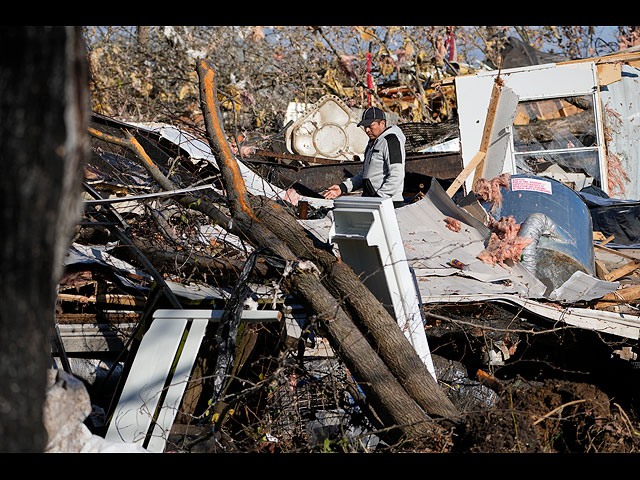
[[83, 26, 630, 136]]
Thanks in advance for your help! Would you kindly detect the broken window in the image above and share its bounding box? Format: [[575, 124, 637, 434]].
[[512, 94, 601, 190], [455, 61, 610, 195]]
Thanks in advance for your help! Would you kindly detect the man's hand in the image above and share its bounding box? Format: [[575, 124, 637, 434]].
[[322, 185, 342, 200]]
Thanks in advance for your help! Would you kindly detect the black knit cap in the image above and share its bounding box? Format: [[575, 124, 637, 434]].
[[357, 106, 386, 127]]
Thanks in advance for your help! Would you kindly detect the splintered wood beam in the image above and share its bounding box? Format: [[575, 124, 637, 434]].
[[605, 259, 640, 282], [446, 75, 503, 198], [57, 293, 147, 307], [446, 150, 486, 197], [593, 231, 606, 242], [471, 76, 504, 188], [599, 284, 640, 303], [600, 235, 615, 247], [595, 259, 610, 279]]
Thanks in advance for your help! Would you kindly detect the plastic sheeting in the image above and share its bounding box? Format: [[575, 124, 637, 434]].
[[580, 190, 640, 248]]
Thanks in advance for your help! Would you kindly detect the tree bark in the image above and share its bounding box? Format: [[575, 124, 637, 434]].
[[249, 195, 461, 421], [287, 271, 439, 441], [0, 27, 88, 452]]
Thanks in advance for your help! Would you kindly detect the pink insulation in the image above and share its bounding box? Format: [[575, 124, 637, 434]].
[[473, 173, 511, 212], [477, 215, 533, 267]]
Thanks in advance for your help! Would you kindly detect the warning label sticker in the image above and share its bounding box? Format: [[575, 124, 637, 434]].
[[511, 177, 553, 195]]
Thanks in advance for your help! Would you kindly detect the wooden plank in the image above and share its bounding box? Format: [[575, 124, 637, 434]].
[[446, 151, 486, 197], [471, 78, 504, 187], [600, 235, 615, 247], [605, 259, 640, 282], [447, 76, 503, 198], [595, 259, 610, 279], [597, 62, 622, 86], [600, 284, 640, 303], [58, 293, 147, 307], [594, 244, 640, 261]]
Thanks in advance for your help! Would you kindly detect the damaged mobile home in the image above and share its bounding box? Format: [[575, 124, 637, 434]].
[[50, 48, 640, 452]]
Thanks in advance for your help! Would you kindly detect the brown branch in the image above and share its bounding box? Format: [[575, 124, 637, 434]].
[[532, 399, 588, 425], [89, 125, 232, 231]]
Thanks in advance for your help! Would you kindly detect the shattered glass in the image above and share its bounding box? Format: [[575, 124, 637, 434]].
[[512, 95, 601, 188]]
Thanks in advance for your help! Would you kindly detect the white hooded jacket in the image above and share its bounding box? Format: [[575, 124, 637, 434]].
[[340, 124, 406, 202]]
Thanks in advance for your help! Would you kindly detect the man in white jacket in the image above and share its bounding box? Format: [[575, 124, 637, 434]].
[[322, 107, 406, 207]]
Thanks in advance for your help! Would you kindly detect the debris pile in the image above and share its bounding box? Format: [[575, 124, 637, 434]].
[[44, 48, 640, 454]]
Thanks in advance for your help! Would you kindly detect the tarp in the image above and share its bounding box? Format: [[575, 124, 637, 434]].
[[580, 190, 640, 248]]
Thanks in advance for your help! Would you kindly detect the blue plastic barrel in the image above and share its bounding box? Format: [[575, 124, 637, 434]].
[[484, 174, 595, 293]]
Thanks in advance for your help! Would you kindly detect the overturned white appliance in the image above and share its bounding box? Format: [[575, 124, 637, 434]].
[[285, 95, 369, 161], [328, 196, 436, 380]]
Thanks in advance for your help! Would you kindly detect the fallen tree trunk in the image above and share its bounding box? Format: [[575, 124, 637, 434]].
[[97, 70, 442, 443], [287, 270, 440, 441], [99, 57, 462, 441], [195, 58, 462, 435], [249, 195, 461, 421]]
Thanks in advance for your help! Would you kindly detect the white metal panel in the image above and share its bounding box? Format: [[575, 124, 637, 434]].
[[329, 197, 437, 380], [548, 270, 618, 303], [145, 318, 208, 453], [480, 86, 519, 181], [599, 64, 640, 199], [105, 309, 281, 451], [105, 316, 189, 447]]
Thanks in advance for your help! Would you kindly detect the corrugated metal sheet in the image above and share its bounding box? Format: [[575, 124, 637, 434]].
[[312, 181, 640, 338], [599, 64, 640, 200]]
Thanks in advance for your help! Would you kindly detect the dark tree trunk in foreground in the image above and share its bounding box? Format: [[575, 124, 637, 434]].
[[0, 27, 88, 452]]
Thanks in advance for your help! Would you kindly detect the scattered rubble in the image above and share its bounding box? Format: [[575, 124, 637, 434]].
[[43, 369, 148, 453], [44, 48, 640, 454]]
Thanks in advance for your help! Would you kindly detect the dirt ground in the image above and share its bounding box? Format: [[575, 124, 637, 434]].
[[414, 302, 640, 454], [455, 378, 640, 453]]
